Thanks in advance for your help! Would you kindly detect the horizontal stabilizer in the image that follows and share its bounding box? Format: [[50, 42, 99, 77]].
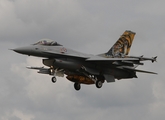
[[133, 69, 157, 74], [120, 66, 157, 74]]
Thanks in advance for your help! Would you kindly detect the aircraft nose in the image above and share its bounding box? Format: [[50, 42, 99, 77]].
[[12, 47, 32, 55]]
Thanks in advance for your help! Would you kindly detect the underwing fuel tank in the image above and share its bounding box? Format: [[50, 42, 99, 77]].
[[66, 75, 105, 85], [66, 75, 95, 84], [43, 58, 83, 70]]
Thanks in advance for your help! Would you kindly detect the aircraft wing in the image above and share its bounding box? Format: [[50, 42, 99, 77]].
[[86, 57, 139, 61], [86, 56, 156, 65], [86, 56, 141, 66], [86, 56, 143, 66]]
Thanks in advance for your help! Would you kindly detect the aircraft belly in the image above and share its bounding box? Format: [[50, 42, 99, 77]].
[[43, 58, 83, 70], [54, 59, 82, 70]]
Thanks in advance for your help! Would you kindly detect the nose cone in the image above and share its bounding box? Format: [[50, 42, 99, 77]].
[[12, 46, 32, 55]]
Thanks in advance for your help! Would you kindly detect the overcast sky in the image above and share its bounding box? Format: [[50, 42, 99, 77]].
[[0, 0, 165, 120]]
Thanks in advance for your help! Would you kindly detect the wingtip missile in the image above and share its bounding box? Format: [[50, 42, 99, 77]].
[[152, 56, 157, 63]]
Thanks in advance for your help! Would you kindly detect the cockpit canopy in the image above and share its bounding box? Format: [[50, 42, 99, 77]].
[[33, 39, 62, 46]]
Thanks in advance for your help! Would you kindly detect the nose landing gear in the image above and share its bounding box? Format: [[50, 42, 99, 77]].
[[51, 76, 57, 83], [49, 67, 57, 83]]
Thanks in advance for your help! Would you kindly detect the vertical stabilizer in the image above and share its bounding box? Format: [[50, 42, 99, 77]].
[[106, 30, 136, 57]]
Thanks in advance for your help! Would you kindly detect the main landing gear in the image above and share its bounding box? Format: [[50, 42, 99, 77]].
[[73, 76, 104, 91], [89, 75, 104, 89], [51, 77, 103, 91], [95, 80, 103, 88], [73, 79, 103, 91], [74, 83, 81, 91]]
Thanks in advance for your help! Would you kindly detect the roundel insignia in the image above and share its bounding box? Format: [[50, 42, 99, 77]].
[[60, 47, 67, 53]]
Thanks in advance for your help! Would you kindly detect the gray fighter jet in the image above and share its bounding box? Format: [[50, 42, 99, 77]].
[[12, 31, 157, 90]]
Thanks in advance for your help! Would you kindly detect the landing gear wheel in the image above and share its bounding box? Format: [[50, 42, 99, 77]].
[[74, 83, 81, 91], [51, 77, 57, 83], [96, 80, 103, 88]]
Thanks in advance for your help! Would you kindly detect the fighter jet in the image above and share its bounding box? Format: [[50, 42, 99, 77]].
[[12, 30, 157, 90]]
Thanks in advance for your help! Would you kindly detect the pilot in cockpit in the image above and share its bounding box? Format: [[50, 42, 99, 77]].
[[33, 39, 62, 46]]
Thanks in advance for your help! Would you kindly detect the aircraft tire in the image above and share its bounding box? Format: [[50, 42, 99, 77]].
[[96, 80, 103, 88], [51, 77, 57, 83], [74, 83, 81, 91]]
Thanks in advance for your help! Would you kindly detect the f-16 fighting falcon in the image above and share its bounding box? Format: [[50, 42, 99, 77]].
[[12, 30, 157, 91]]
